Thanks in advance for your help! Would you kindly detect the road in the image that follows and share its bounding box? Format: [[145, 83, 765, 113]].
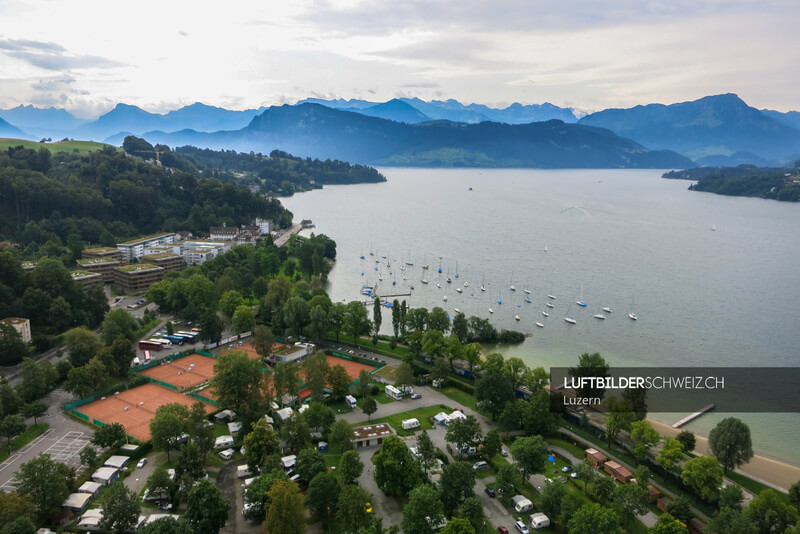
[[274, 224, 302, 248]]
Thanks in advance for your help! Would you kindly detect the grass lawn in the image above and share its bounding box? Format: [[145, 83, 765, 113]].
[[0, 138, 117, 154], [726, 470, 788, 501], [0, 424, 49, 463], [439, 386, 491, 419], [547, 438, 585, 460], [356, 404, 451, 436]]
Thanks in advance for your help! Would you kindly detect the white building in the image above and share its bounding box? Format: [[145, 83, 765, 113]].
[[254, 218, 271, 235], [116, 233, 176, 262], [0, 317, 31, 343]]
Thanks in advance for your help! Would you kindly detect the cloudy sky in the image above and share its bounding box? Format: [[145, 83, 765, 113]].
[[1, 0, 798, 117]]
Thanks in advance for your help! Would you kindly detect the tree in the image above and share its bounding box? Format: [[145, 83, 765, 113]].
[[328, 419, 355, 453], [427, 307, 450, 333], [175, 441, 205, 483], [605, 398, 635, 446], [510, 435, 548, 483], [64, 326, 103, 367], [612, 483, 649, 526], [402, 484, 445, 534], [146, 468, 176, 504], [496, 463, 517, 499], [709, 417, 754, 473], [789, 480, 800, 510], [593, 475, 616, 505], [460, 496, 484, 532], [284, 296, 310, 337], [681, 456, 724, 502], [150, 403, 189, 461], [629, 419, 659, 462], [79, 445, 97, 468], [362, 396, 378, 421], [568, 352, 611, 400], [372, 297, 382, 338], [356, 368, 371, 398], [540, 481, 566, 520], [101, 309, 139, 345], [308, 305, 329, 342], [395, 362, 415, 392], [252, 324, 276, 361], [621, 386, 648, 421], [665, 495, 694, 523], [304, 402, 335, 434], [0, 324, 27, 367], [718, 484, 745, 511], [108, 334, 135, 376], [99, 482, 140, 533], [184, 479, 229, 534], [567, 503, 621, 534], [198, 310, 223, 345], [328, 302, 346, 342], [0, 517, 36, 534], [306, 471, 340, 519], [656, 437, 684, 472], [137, 517, 193, 534], [64, 356, 110, 397], [0, 415, 25, 454], [649, 513, 689, 534], [744, 489, 799, 534], [445, 415, 482, 457], [296, 448, 327, 483], [344, 301, 371, 347], [218, 289, 244, 319], [441, 518, 475, 534], [281, 414, 311, 451], [211, 350, 264, 416], [432, 356, 451, 383], [498, 401, 519, 437], [231, 304, 255, 333], [186, 401, 213, 455], [462, 343, 482, 378], [475, 368, 513, 420], [451, 312, 468, 343], [16, 359, 49, 403], [374, 435, 419, 496], [481, 429, 502, 460], [92, 421, 127, 449], [273, 361, 299, 403], [707, 507, 757, 534], [422, 330, 447, 359], [560, 493, 585, 525], [242, 471, 285, 523], [327, 364, 352, 400], [439, 461, 476, 513], [338, 484, 373, 533], [16, 454, 69, 520], [416, 429, 438, 472], [574, 461, 596, 492], [340, 450, 364, 484]]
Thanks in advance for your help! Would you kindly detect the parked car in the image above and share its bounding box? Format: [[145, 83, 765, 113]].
[[411, 393, 421, 400], [137, 457, 147, 468], [501, 449, 509, 457], [485, 487, 496, 498], [497, 527, 509, 534], [561, 465, 573, 473], [570, 472, 578, 479], [514, 520, 530, 534], [473, 461, 489, 471]]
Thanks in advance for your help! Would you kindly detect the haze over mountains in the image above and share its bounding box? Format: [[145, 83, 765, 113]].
[[1, 94, 799, 168]]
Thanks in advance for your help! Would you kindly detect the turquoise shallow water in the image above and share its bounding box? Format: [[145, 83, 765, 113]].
[[282, 168, 800, 464]]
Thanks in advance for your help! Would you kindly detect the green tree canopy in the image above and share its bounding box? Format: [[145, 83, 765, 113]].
[[709, 417, 754, 473], [373, 435, 419, 496]]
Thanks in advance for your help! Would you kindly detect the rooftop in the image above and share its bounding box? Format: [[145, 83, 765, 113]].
[[77, 257, 119, 265], [352, 422, 394, 440], [84, 247, 118, 253], [141, 252, 181, 260], [70, 270, 100, 280], [117, 233, 174, 246], [115, 263, 163, 273], [0, 317, 28, 325]]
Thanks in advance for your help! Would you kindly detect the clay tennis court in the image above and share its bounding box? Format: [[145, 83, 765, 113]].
[[325, 354, 375, 381], [140, 353, 217, 391], [217, 341, 262, 360], [78, 383, 214, 441]]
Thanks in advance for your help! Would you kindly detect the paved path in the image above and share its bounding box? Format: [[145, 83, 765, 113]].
[[274, 224, 302, 248]]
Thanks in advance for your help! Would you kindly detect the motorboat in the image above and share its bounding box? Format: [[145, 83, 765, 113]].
[[514, 315, 520, 321], [443, 295, 448, 302], [488, 308, 494, 314], [523, 289, 532, 295], [546, 302, 554, 308], [602, 307, 612, 313], [593, 314, 606, 320], [456, 288, 463, 293], [535, 322, 544, 328], [542, 310, 549, 317], [422, 279, 429, 284], [629, 313, 638, 321], [565, 317, 577, 324], [547, 294, 556, 300], [525, 297, 532, 303]]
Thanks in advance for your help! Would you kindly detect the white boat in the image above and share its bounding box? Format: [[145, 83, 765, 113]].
[[535, 322, 544, 328], [547, 294, 556, 300], [456, 288, 463, 293], [488, 308, 494, 314], [422, 279, 429, 284], [629, 313, 638, 321], [542, 310, 549, 317], [544, 244, 548, 252], [565, 317, 577, 324], [454, 308, 461, 313], [602, 307, 612, 313], [514, 315, 520, 321], [437, 283, 441, 288], [523, 289, 532, 295], [443, 295, 448, 302], [509, 285, 516, 291], [576, 301, 587, 307], [464, 282, 469, 287], [525, 297, 532, 303], [378, 275, 383, 281], [422, 264, 429, 270], [546, 302, 554, 308], [593, 314, 606, 320], [711, 224, 716, 231], [480, 285, 486, 292]]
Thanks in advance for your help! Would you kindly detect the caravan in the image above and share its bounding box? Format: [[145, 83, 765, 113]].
[[401, 418, 420, 430], [511, 495, 534, 514], [345, 395, 357, 409], [385, 385, 403, 400]]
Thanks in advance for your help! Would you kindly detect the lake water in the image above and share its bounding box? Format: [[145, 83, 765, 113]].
[[282, 168, 800, 464]]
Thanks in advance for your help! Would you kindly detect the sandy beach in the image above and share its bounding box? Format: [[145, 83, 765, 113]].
[[648, 418, 799, 491]]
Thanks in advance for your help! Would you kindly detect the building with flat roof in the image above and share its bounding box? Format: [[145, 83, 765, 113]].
[[181, 241, 231, 266], [82, 247, 123, 262], [70, 270, 103, 289], [113, 264, 165, 293], [269, 342, 316, 364], [76, 257, 121, 282], [116, 233, 175, 261], [63, 492, 92, 513], [140, 252, 186, 273], [1, 317, 31, 343], [352, 422, 395, 448], [210, 226, 239, 241]]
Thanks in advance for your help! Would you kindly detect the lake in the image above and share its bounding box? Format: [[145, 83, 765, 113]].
[[282, 168, 800, 463]]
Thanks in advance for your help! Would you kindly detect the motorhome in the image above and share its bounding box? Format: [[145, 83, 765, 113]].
[[385, 385, 403, 400], [345, 395, 358, 409]]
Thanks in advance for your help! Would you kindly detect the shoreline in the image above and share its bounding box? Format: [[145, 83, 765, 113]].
[[646, 418, 799, 491]]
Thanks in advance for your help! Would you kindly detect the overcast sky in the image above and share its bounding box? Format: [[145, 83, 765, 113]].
[[1, 0, 798, 118]]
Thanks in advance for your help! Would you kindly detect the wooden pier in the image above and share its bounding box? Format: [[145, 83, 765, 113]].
[[672, 403, 715, 429]]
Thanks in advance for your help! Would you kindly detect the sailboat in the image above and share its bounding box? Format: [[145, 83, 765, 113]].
[[454, 261, 459, 278], [406, 250, 414, 266], [535, 322, 544, 328], [437, 282, 441, 288], [525, 297, 532, 303], [576, 284, 587, 307], [446, 271, 452, 284], [514, 315, 520, 321], [544, 244, 548, 253], [422, 257, 429, 270], [547, 294, 556, 300], [454, 307, 461, 313], [546, 302, 554, 308], [443, 295, 448, 302], [629, 312, 638, 321], [542, 310, 549, 317], [602, 307, 613, 313], [456, 287, 463, 294], [523, 288, 532, 295], [565, 302, 576, 324], [422, 279, 429, 284], [488, 308, 494, 314], [480, 274, 486, 292], [509, 271, 516, 292], [592, 313, 606, 320], [497, 291, 503, 305], [711, 224, 716, 231], [438, 257, 443, 274]]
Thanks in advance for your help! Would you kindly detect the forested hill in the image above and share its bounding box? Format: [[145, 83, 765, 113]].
[[174, 145, 386, 195], [0, 143, 292, 247], [663, 163, 800, 202]]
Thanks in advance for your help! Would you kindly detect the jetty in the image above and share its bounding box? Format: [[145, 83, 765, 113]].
[[672, 403, 715, 429]]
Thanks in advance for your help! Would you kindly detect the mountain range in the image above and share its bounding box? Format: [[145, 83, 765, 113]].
[[2, 94, 800, 168]]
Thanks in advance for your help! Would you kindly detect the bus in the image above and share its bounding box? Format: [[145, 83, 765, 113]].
[[147, 338, 171, 347], [176, 331, 199, 341], [138, 340, 164, 351], [164, 335, 186, 345]]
